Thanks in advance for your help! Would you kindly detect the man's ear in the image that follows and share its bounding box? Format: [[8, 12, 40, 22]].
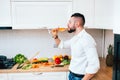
[[75, 21, 80, 27]]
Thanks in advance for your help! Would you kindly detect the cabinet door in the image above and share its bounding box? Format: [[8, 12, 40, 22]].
[[8, 73, 43, 80], [0, 73, 8, 80], [40, 72, 67, 80], [73, 0, 94, 28], [0, 0, 11, 26], [12, 0, 72, 1], [8, 72, 67, 80], [66, 72, 69, 80], [12, 2, 72, 29], [94, 0, 114, 29]]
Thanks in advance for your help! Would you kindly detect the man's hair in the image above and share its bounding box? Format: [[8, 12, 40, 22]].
[[71, 13, 85, 26]]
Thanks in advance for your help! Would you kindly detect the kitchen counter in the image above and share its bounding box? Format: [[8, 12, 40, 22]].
[[0, 64, 69, 73]]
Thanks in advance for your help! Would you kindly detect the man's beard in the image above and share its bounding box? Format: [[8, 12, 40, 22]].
[[68, 28, 76, 33]]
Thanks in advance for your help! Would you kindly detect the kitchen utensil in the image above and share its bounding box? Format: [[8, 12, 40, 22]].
[[17, 51, 40, 69], [29, 51, 40, 62], [17, 63, 22, 69], [51, 64, 64, 68]]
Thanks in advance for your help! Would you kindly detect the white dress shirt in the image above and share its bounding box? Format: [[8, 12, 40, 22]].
[[58, 29, 100, 74]]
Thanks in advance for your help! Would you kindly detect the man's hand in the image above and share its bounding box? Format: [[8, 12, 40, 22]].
[[50, 28, 61, 46], [82, 73, 95, 80], [51, 28, 58, 38]]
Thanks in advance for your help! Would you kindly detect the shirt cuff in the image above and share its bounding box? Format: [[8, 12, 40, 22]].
[[58, 40, 64, 49], [85, 65, 100, 74]]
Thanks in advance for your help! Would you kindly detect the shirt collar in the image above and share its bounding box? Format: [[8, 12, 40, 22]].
[[75, 29, 86, 38]]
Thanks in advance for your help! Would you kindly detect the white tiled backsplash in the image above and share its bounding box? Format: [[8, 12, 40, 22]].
[[0, 29, 113, 58]]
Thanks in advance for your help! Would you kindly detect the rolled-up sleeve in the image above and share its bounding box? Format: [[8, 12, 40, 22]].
[[58, 40, 71, 49], [83, 41, 100, 74]]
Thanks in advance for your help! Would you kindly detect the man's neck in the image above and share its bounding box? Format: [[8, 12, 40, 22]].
[[74, 27, 84, 35]]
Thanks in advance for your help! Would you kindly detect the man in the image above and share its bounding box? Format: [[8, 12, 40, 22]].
[[51, 13, 100, 80]]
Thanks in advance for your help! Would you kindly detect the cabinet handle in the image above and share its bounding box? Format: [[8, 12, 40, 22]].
[[32, 72, 43, 75]]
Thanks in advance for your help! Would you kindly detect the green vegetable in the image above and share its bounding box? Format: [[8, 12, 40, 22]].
[[38, 57, 48, 62], [13, 54, 27, 64], [61, 60, 70, 65], [22, 64, 32, 70]]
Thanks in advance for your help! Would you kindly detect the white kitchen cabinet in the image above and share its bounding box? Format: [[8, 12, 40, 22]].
[[0, 0, 11, 27], [73, 0, 94, 28], [8, 72, 67, 80], [0, 73, 8, 80], [94, 0, 114, 29], [73, 0, 114, 29], [113, 0, 120, 34], [12, 0, 72, 1], [66, 72, 69, 80], [11, 2, 72, 29]]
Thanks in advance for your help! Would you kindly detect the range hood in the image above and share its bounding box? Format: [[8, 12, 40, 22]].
[[0, 27, 12, 30]]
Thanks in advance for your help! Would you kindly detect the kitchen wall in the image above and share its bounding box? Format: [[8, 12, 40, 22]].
[[87, 29, 114, 58], [104, 30, 114, 57], [0, 29, 72, 58], [0, 29, 113, 58]]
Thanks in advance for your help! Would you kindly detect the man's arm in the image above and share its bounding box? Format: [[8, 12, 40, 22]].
[[53, 35, 61, 46], [51, 29, 71, 49], [82, 74, 95, 80], [51, 29, 61, 46], [82, 40, 100, 80], [82, 46, 99, 80]]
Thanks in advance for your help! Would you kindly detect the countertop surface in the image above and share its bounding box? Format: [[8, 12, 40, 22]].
[[0, 64, 69, 73]]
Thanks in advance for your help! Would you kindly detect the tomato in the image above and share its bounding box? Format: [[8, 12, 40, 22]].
[[55, 58, 61, 64]]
